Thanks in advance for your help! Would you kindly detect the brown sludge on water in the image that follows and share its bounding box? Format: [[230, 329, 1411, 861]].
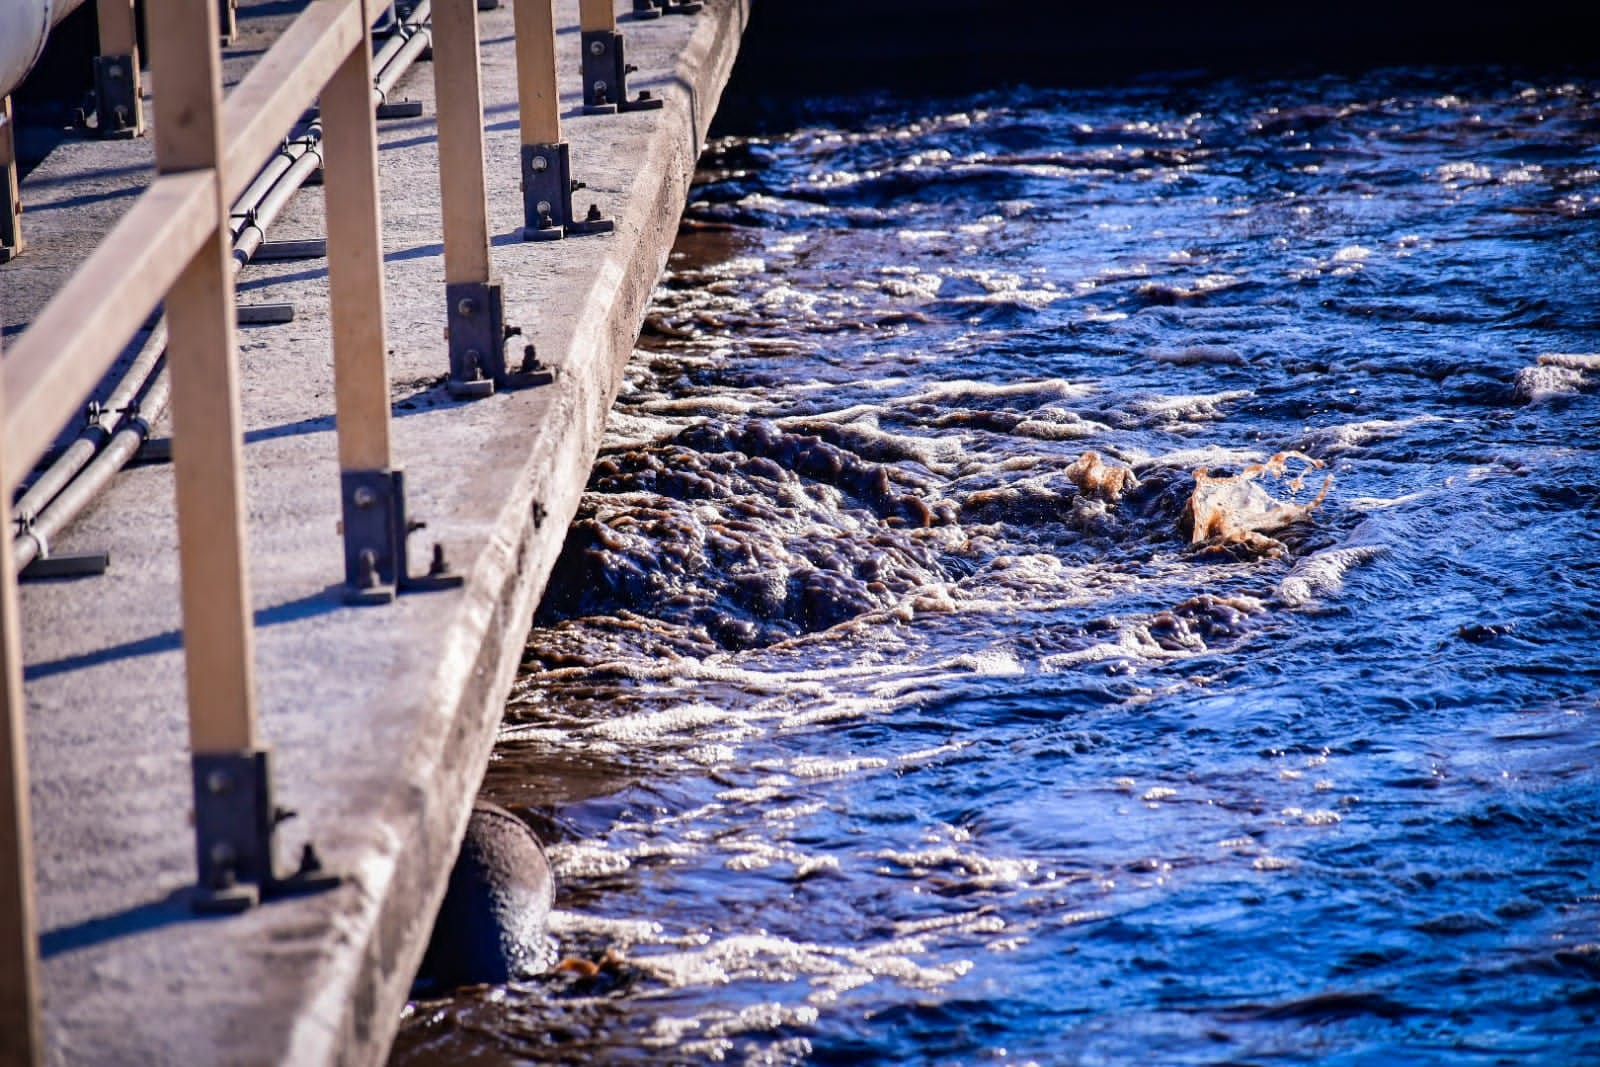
[[1185, 451, 1332, 556]]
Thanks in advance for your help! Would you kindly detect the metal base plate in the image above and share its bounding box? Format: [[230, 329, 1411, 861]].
[[567, 216, 616, 237], [92, 54, 142, 139], [345, 583, 397, 606], [20, 552, 110, 581], [505, 367, 556, 388], [341, 468, 465, 600], [521, 143, 614, 239], [191, 748, 343, 914], [192, 882, 258, 915], [447, 377, 495, 399], [237, 303, 296, 326], [521, 223, 565, 242], [376, 100, 424, 120]]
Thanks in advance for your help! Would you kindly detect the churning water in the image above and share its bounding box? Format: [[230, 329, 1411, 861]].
[[394, 68, 1600, 1065]]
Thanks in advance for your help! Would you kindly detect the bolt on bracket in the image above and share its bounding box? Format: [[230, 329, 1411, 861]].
[[91, 54, 142, 139], [445, 279, 555, 397], [340, 468, 465, 606], [581, 30, 664, 115], [191, 748, 340, 914], [520, 142, 615, 242]]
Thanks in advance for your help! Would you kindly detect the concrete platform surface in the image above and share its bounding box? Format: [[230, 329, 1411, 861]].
[[3, 0, 746, 1061]]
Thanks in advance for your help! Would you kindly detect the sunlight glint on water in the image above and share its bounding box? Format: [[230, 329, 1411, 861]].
[[392, 69, 1600, 1065]]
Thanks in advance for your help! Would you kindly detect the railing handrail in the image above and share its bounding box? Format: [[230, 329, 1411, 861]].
[[1, 171, 217, 493], [222, 0, 366, 204], [1, 0, 378, 493], [0, 0, 666, 1056]]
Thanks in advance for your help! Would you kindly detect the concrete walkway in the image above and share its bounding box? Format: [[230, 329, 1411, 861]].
[[3, 0, 745, 1061]]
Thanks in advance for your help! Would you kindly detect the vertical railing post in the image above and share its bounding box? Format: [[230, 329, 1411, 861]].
[[217, 0, 237, 43], [323, 1, 464, 602], [147, 0, 261, 907], [433, 0, 550, 397], [93, 0, 145, 138], [1, 97, 23, 263], [0, 345, 43, 1067], [323, 5, 401, 603], [578, 0, 662, 115], [146, 0, 334, 912], [513, 0, 613, 240]]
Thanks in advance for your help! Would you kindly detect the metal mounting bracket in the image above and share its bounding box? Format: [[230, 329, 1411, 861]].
[[340, 468, 465, 605], [445, 280, 555, 397], [634, 0, 701, 15], [520, 142, 615, 242], [133, 436, 173, 466], [581, 30, 664, 115], [19, 552, 110, 581], [375, 99, 424, 120], [237, 302, 296, 326], [91, 54, 142, 139], [11, 512, 110, 580], [256, 238, 327, 261], [191, 749, 341, 914]]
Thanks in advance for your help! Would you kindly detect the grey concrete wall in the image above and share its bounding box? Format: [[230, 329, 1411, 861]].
[[9, 0, 747, 1062]]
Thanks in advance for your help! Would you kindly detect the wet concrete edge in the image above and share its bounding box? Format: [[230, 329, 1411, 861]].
[[290, 4, 748, 1063]]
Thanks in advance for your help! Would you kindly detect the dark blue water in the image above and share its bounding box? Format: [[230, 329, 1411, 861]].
[[394, 68, 1600, 1065]]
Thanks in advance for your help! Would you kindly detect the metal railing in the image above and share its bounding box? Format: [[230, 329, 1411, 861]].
[[0, 0, 696, 1058]]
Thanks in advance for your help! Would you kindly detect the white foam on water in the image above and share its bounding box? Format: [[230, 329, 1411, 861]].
[[630, 932, 973, 995], [873, 844, 1040, 887], [1277, 518, 1389, 607], [1515, 363, 1589, 400], [547, 842, 633, 879], [545, 910, 665, 944], [1515, 353, 1600, 400], [586, 703, 738, 742], [1297, 415, 1436, 456], [784, 756, 892, 779], [1125, 389, 1253, 426]]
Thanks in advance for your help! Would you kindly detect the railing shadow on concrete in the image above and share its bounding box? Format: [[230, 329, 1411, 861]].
[[0, 0, 604, 1059]]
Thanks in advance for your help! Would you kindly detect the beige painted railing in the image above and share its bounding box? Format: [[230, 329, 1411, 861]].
[[0, 0, 648, 1057]]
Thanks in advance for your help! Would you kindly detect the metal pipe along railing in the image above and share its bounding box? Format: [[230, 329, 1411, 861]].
[[10, 8, 436, 572]]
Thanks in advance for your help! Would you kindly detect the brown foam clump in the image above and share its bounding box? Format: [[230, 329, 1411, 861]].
[[1064, 451, 1139, 502], [1187, 451, 1331, 548]]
